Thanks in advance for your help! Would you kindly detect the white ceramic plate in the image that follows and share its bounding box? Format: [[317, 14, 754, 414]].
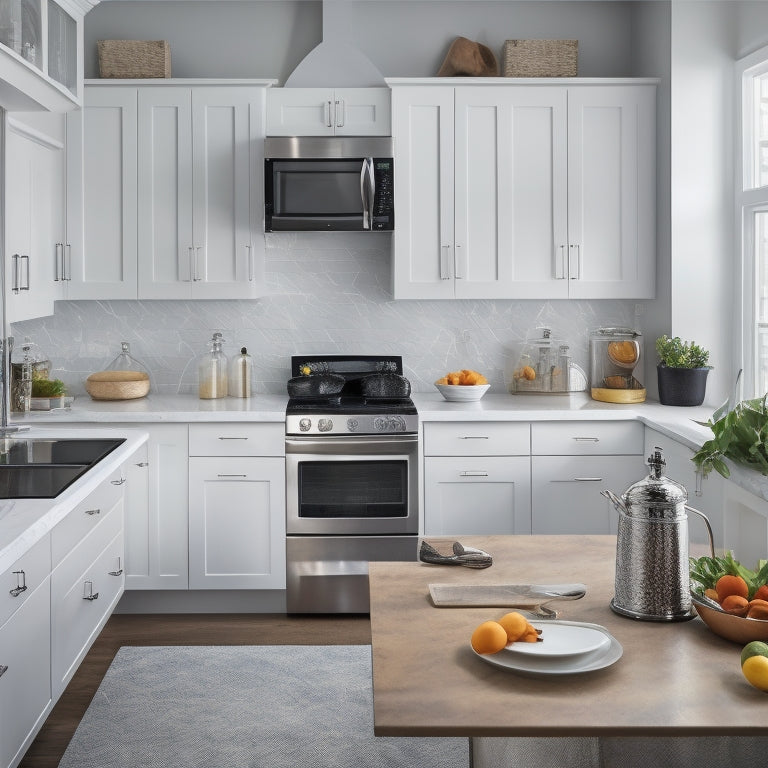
[[472, 621, 623, 677], [435, 383, 490, 402], [505, 622, 610, 658]]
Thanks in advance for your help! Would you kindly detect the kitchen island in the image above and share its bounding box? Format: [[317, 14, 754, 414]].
[[369, 535, 768, 767]]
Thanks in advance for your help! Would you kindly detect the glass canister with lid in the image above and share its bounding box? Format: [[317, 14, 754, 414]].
[[106, 341, 150, 375], [589, 327, 646, 403], [198, 332, 229, 399], [10, 337, 51, 412]]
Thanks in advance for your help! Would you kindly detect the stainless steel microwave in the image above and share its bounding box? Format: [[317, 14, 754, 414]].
[[264, 137, 394, 232]]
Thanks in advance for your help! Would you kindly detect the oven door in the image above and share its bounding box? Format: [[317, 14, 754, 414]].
[[285, 434, 418, 535]]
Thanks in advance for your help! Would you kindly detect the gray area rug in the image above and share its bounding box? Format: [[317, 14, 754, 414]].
[[59, 645, 469, 768]]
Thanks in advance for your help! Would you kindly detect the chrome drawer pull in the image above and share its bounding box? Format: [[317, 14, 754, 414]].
[[111, 477, 126, 486], [459, 436, 489, 440], [573, 437, 600, 442], [136, 461, 149, 467], [9, 570, 26, 597], [0, 665, 7, 679], [217, 436, 249, 440], [84, 508, 101, 516], [459, 471, 488, 477], [83, 581, 99, 601], [217, 473, 247, 478], [108, 557, 123, 577], [551, 477, 603, 483]]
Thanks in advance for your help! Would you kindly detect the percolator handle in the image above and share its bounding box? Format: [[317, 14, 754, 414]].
[[685, 505, 716, 559]]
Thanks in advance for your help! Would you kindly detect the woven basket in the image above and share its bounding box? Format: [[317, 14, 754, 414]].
[[503, 39, 578, 77], [85, 371, 150, 401], [97, 40, 171, 79]]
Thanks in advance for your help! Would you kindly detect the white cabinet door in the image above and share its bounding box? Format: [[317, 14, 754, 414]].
[[0, 577, 51, 768], [391, 86, 454, 299], [722, 481, 768, 570], [4, 116, 63, 322], [66, 87, 138, 299], [266, 87, 390, 136], [454, 86, 569, 299], [531, 455, 643, 535], [138, 86, 265, 299], [567, 86, 656, 299], [122, 424, 189, 590], [188, 456, 286, 589], [424, 456, 531, 535], [643, 428, 724, 553]]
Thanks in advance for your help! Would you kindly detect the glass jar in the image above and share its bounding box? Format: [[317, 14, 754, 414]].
[[11, 337, 50, 412], [198, 332, 229, 399], [106, 341, 149, 374], [589, 327, 646, 403], [229, 347, 253, 398]]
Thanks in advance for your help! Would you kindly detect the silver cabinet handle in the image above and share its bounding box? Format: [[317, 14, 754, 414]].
[[246, 244, 254, 281], [20, 254, 29, 291], [218, 436, 248, 440], [326, 100, 333, 127], [186, 247, 194, 282], [136, 461, 149, 467], [217, 473, 248, 478], [573, 437, 599, 442], [194, 246, 203, 281], [11, 253, 20, 293], [459, 435, 489, 440], [9, 570, 27, 597], [108, 557, 123, 577], [55, 242, 63, 281], [440, 244, 452, 280], [84, 508, 100, 516], [555, 244, 567, 279], [569, 244, 581, 280], [459, 471, 489, 477], [0, 665, 7, 679], [65, 244, 72, 280], [551, 477, 603, 483], [83, 581, 99, 601], [454, 244, 464, 279], [111, 477, 126, 486], [335, 98, 345, 128]]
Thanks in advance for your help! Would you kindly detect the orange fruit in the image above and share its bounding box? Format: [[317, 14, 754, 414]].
[[721, 594, 749, 616], [716, 574, 749, 602], [754, 584, 768, 602], [497, 612, 529, 643], [470, 620, 509, 654]]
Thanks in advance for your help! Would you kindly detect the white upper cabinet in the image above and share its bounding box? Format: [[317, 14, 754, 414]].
[[4, 113, 65, 322], [137, 85, 265, 299], [266, 87, 391, 136], [0, 0, 86, 112], [390, 80, 656, 300]]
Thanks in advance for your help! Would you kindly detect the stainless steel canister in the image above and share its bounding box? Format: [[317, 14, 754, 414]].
[[602, 447, 714, 622]]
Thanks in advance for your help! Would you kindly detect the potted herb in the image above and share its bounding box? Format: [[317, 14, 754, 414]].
[[655, 335, 712, 406], [30, 378, 67, 409]]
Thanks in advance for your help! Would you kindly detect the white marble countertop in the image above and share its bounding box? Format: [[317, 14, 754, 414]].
[[0, 427, 149, 574]]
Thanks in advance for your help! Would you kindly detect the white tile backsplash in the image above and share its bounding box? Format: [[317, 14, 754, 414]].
[[12, 233, 639, 396]]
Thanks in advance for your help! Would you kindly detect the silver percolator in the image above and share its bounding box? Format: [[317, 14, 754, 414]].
[[602, 447, 715, 622]]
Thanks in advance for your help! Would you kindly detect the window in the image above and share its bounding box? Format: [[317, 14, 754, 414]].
[[738, 47, 768, 397]]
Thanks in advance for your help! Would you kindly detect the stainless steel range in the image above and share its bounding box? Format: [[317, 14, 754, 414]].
[[285, 355, 419, 614]]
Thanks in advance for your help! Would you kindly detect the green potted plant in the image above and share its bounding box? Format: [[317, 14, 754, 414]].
[[30, 377, 67, 409], [655, 335, 712, 406]]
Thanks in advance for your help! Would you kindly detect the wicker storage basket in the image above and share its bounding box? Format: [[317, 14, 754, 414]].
[[503, 39, 578, 77], [85, 371, 150, 401], [97, 40, 171, 79]]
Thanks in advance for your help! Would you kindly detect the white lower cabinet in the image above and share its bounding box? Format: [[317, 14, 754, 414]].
[[531, 421, 645, 535], [721, 482, 768, 569], [0, 538, 51, 768], [644, 428, 725, 554], [188, 424, 286, 589], [423, 422, 531, 535], [51, 478, 125, 700]]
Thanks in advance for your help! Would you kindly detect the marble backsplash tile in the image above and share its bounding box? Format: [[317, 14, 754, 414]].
[[12, 233, 639, 396]]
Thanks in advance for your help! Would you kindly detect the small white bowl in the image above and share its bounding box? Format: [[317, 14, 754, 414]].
[[435, 383, 490, 402]]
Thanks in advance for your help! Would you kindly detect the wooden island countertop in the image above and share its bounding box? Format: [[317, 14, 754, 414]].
[[369, 535, 767, 738]]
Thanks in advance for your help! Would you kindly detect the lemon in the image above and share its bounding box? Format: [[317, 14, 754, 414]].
[[741, 641, 768, 691]]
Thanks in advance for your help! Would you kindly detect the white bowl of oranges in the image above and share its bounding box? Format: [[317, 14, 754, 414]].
[[435, 369, 490, 401]]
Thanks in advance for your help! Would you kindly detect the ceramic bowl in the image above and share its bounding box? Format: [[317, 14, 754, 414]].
[[434, 383, 490, 402], [691, 592, 768, 644]]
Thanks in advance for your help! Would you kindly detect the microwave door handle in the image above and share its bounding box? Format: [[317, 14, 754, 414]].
[[367, 158, 375, 230], [360, 159, 370, 230]]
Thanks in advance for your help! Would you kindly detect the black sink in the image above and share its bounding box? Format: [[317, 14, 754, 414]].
[[0, 438, 126, 498]]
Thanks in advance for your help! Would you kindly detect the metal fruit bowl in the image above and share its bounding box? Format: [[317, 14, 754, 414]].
[[691, 592, 768, 644], [435, 383, 490, 402]]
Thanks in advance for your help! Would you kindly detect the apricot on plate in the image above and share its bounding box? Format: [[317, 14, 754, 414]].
[[470, 620, 509, 655], [721, 594, 750, 616]]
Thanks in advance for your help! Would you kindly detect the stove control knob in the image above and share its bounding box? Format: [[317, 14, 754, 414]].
[[318, 418, 333, 433], [299, 418, 312, 432], [374, 417, 385, 432], [390, 416, 407, 432], [347, 418, 359, 432]]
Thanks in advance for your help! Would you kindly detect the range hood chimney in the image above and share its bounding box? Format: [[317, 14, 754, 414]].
[[285, 0, 385, 87]]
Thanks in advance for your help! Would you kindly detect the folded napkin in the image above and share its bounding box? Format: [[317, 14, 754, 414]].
[[419, 540, 493, 569]]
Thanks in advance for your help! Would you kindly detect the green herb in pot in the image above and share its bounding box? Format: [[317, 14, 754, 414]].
[[31, 378, 66, 398], [655, 335, 711, 368]]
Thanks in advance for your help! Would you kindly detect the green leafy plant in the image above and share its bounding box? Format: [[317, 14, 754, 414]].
[[690, 552, 768, 599], [655, 335, 711, 368], [692, 395, 768, 478], [31, 378, 66, 398]]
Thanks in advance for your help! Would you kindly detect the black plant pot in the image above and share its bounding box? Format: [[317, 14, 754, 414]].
[[657, 365, 709, 406]]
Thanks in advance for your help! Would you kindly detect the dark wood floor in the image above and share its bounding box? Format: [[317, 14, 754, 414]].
[[20, 613, 372, 768]]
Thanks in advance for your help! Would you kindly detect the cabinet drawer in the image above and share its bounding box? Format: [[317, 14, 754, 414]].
[[531, 421, 643, 455], [51, 527, 124, 699], [423, 422, 530, 456], [189, 423, 285, 457], [0, 576, 51, 768], [51, 466, 124, 566], [0, 534, 50, 628]]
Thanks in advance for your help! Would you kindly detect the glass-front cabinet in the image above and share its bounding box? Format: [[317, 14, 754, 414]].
[[0, 0, 85, 111]]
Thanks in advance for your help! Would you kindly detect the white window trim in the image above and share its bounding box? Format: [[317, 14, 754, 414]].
[[736, 44, 768, 398]]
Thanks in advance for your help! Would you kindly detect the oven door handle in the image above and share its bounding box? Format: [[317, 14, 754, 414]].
[[286, 434, 418, 453]]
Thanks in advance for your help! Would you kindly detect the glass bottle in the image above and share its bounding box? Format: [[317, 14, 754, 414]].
[[10, 337, 50, 412], [229, 347, 253, 398], [198, 332, 229, 399]]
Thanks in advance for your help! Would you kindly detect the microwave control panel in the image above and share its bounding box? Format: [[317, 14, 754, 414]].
[[373, 158, 394, 230]]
